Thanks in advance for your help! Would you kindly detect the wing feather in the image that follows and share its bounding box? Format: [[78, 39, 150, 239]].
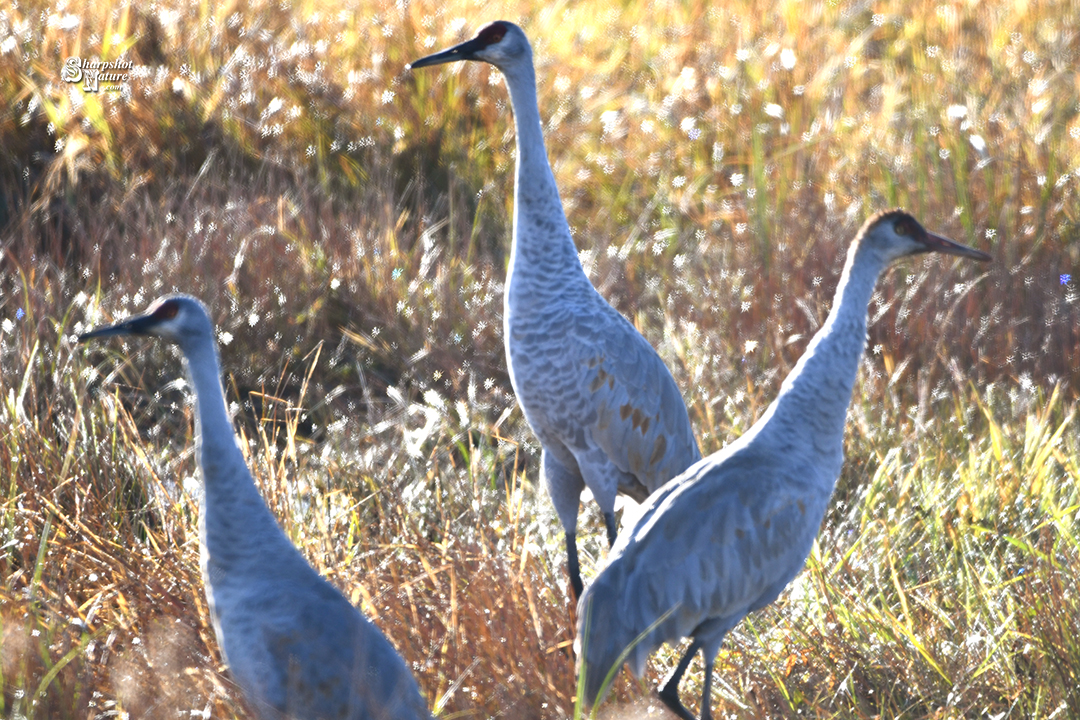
[[577, 447, 830, 705], [236, 578, 431, 720], [562, 300, 701, 493]]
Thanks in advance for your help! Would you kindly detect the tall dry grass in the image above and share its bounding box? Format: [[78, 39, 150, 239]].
[[1, 0, 1078, 717]]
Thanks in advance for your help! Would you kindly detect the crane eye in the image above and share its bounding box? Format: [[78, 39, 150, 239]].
[[477, 22, 506, 46], [154, 300, 180, 320], [894, 220, 910, 236]]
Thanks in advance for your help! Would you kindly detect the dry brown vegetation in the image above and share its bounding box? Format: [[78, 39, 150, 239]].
[[1, 0, 1079, 718]]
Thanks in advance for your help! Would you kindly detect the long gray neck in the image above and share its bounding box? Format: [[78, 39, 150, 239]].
[[754, 240, 888, 474], [499, 57, 588, 294], [178, 336, 288, 574]]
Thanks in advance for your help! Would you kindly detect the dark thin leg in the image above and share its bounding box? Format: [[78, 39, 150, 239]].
[[603, 510, 618, 547], [658, 639, 701, 720], [700, 655, 713, 720], [566, 530, 584, 599]]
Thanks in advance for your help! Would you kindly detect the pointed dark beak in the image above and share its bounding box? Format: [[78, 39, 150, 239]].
[[918, 230, 992, 262], [408, 36, 487, 69], [78, 313, 158, 343]]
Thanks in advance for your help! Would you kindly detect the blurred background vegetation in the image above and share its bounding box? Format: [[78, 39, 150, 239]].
[[0, 0, 1077, 717]]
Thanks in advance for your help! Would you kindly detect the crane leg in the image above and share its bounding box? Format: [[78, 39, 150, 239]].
[[657, 639, 701, 720], [700, 655, 713, 720], [603, 511, 618, 547], [566, 530, 584, 599]]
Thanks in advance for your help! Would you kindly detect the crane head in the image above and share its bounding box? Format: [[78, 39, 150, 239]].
[[79, 294, 213, 347], [408, 21, 529, 71], [860, 209, 992, 263]]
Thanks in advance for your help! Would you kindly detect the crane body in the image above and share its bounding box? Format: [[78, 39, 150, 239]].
[[80, 295, 432, 720], [575, 211, 990, 719], [410, 21, 701, 598]]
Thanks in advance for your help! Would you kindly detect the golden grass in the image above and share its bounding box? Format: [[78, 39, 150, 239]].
[[1, 0, 1078, 717]]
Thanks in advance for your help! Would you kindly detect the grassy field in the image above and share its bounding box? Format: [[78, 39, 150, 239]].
[[1, 0, 1078, 717]]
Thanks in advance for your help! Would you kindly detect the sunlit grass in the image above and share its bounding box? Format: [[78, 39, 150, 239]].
[[1, 0, 1078, 717]]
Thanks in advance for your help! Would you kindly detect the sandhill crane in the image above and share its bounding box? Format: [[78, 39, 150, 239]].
[[79, 295, 433, 720], [409, 21, 702, 599], [575, 210, 991, 720]]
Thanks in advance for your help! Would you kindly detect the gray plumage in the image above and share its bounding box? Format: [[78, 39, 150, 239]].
[[410, 21, 702, 598], [79, 295, 432, 720], [575, 211, 991, 720]]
